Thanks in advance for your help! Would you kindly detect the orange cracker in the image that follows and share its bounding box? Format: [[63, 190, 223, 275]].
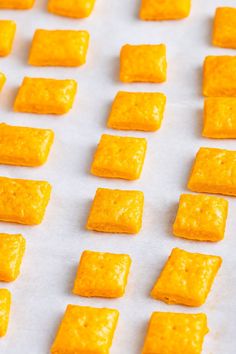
[[0, 233, 26, 282], [14, 77, 77, 115], [91, 134, 147, 180], [203, 56, 236, 97], [0, 289, 11, 336], [140, 0, 191, 21], [0, 20, 16, 57], [0, 123, 54, 167], [120, 44, 167, 83], [188, 147, 236, 196], [173, 193, 228, 242], [213, 7, 236, 49], [51, 305, 119, 354], [203, 97, 236, 138], [107, 91, 166, 132], [0, 176, 52, 225], [142, 312, 208, 354], [48, 0, 96, 18], [29, 29, 89, 67], [0, 72, 6, 91], [0, 0, 34, 9], [73, 250, 131, 298], [151, 248, 222, 307], [86, 188, 144, 234]]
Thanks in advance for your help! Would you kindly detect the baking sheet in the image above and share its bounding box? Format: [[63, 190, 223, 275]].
[[0, 0, 236, 353]]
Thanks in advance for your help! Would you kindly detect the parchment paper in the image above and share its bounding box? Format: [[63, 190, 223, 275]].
[[0, 0, 235, 353]]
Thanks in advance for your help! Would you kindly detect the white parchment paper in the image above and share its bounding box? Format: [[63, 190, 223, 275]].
[[0, 0, 235, 353]]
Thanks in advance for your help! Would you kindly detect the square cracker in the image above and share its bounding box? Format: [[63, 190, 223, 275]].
[[173, 193, 228, 242], [91, 134, 147, 180], [151, 248, 222, 307], [73, 250, 131, 298], [86, 188, 144, 234], [188, 147, 236, 196], [142, 311, 208, 354], [120, 44, 167, 83], [51, 305, 119, 354]]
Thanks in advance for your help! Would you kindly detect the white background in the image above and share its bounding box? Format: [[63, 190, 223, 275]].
[[0, 0, 236, 353]]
